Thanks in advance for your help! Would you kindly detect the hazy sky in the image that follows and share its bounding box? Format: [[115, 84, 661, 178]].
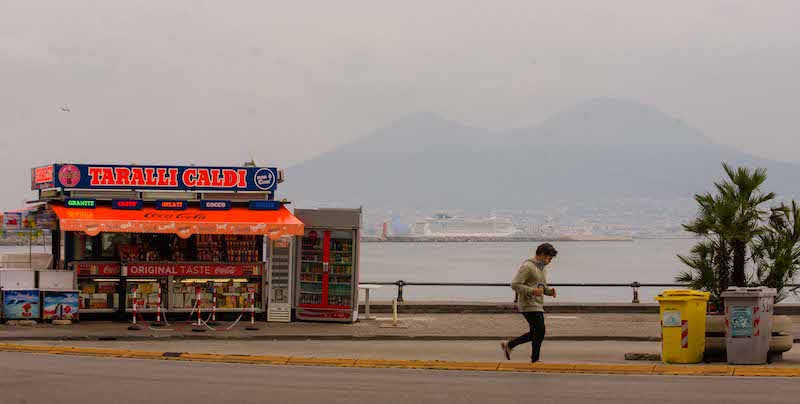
[[1, 1, 799, 210]]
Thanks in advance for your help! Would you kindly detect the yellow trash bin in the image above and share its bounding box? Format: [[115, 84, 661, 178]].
[[654, 289, 710, 364]]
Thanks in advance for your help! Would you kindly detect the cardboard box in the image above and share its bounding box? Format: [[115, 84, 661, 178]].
[[90, 300, 107, 309]]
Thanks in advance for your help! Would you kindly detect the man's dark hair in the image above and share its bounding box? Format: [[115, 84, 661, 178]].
[[536, 243, 558, 257]]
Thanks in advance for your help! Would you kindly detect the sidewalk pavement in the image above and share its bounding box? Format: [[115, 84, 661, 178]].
[[2, 313, 799, 341]]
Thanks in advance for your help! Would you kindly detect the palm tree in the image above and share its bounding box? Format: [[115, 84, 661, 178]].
[[677, 241, 726, 309], [715, 163, 775, 286], [678, 163, 774, 308], [753, 201, 800, 302], [680, 192, 737, 296]]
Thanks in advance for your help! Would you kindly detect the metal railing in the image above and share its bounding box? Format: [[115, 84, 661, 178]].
[[360, 281, 695, 304], [360, 281, 800, 303]]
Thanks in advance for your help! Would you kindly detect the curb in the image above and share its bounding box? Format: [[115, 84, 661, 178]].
[[1, 343, 799, 377]]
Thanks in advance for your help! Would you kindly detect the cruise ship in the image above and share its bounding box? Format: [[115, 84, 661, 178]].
[[410, 213, 518, 237]]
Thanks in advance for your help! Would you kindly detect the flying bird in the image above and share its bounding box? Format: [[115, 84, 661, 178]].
[[59, 105, 70, 112]]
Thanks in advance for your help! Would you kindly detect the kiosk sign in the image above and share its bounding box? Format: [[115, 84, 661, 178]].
[[112, 200, 144, 210], [65, 199, 96, 209], [32, 164, 281, 192], [31, 165, 55, 189], [200, 200, 232, 210], [155, 200, 188, 210]]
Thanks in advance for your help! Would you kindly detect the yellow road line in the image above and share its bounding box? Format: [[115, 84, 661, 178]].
[[733, 367, 800, 377], [497, 363, 577, 373], [422, 361, 500, 371], [354, 359, 430, 369], [652, 365, 734, 376], [574, 364, 656, 375], [287, 357, 357, 367], [220, 354, 291, 365]]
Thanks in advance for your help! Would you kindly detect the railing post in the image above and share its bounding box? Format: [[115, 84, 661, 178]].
[[631, 281, 641, 304], [397, 280, 405, 302]]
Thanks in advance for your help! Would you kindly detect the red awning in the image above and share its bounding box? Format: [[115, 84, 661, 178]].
[[50, 204, 304, 240]]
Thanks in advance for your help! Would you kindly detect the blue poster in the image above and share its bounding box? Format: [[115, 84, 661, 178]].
[[731, 307, 753, 338], [3, 290, 41, 320], [662, 311, 682, 327], [43, 291, 79, 320]]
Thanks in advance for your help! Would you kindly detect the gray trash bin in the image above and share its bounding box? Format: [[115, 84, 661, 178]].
[[722, 286, 777, 365]]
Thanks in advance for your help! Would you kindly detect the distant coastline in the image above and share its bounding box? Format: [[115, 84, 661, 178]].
[[4, 235, 692, 246]]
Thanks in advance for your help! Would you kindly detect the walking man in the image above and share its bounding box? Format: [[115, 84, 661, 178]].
[[501, 243, 558, 363]]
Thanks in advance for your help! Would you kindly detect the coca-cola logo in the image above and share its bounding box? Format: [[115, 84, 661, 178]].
[[75, 262, 121, 275], [215, 266, 237, 275], [58, 165, 81, 188], [144, 212, 207, 220]]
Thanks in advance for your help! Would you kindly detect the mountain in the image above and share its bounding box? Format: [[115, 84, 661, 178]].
[[282, 98, 800, 211]]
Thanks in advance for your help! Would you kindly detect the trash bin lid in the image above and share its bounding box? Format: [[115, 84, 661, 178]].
[[654, 289, 710, 301], [721, 286, 777, 298]]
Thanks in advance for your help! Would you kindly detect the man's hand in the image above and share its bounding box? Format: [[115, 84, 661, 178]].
[[551, 288, 557, 298], [532, 288, 544, 297]]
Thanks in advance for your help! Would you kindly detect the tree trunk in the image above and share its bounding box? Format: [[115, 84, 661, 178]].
[[731, 239, 747, 287], [714, 240, 731, 311]]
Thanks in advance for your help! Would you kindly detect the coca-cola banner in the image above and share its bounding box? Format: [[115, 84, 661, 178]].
[[127, 262, 263, 277], [74, 262, 264, 277], [74, 262, 121, 276], [49, 204, 304, 240]]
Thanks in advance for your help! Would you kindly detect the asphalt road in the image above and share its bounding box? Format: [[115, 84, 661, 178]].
[[1, 352, 798, 404]]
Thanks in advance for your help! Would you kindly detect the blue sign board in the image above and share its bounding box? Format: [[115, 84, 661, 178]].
[[155, 200, 188, 210], [112, 199, 144, 210], [731, 307, 753, 338], [249, 200, 281, 211], [3, 290, 40, 320], [33, 164, 280, 192], [200, 200, 232, 210]]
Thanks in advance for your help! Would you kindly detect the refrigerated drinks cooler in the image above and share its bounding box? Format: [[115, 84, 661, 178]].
[[293, 208, 361, 323], [267, 236, 294, 322]]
